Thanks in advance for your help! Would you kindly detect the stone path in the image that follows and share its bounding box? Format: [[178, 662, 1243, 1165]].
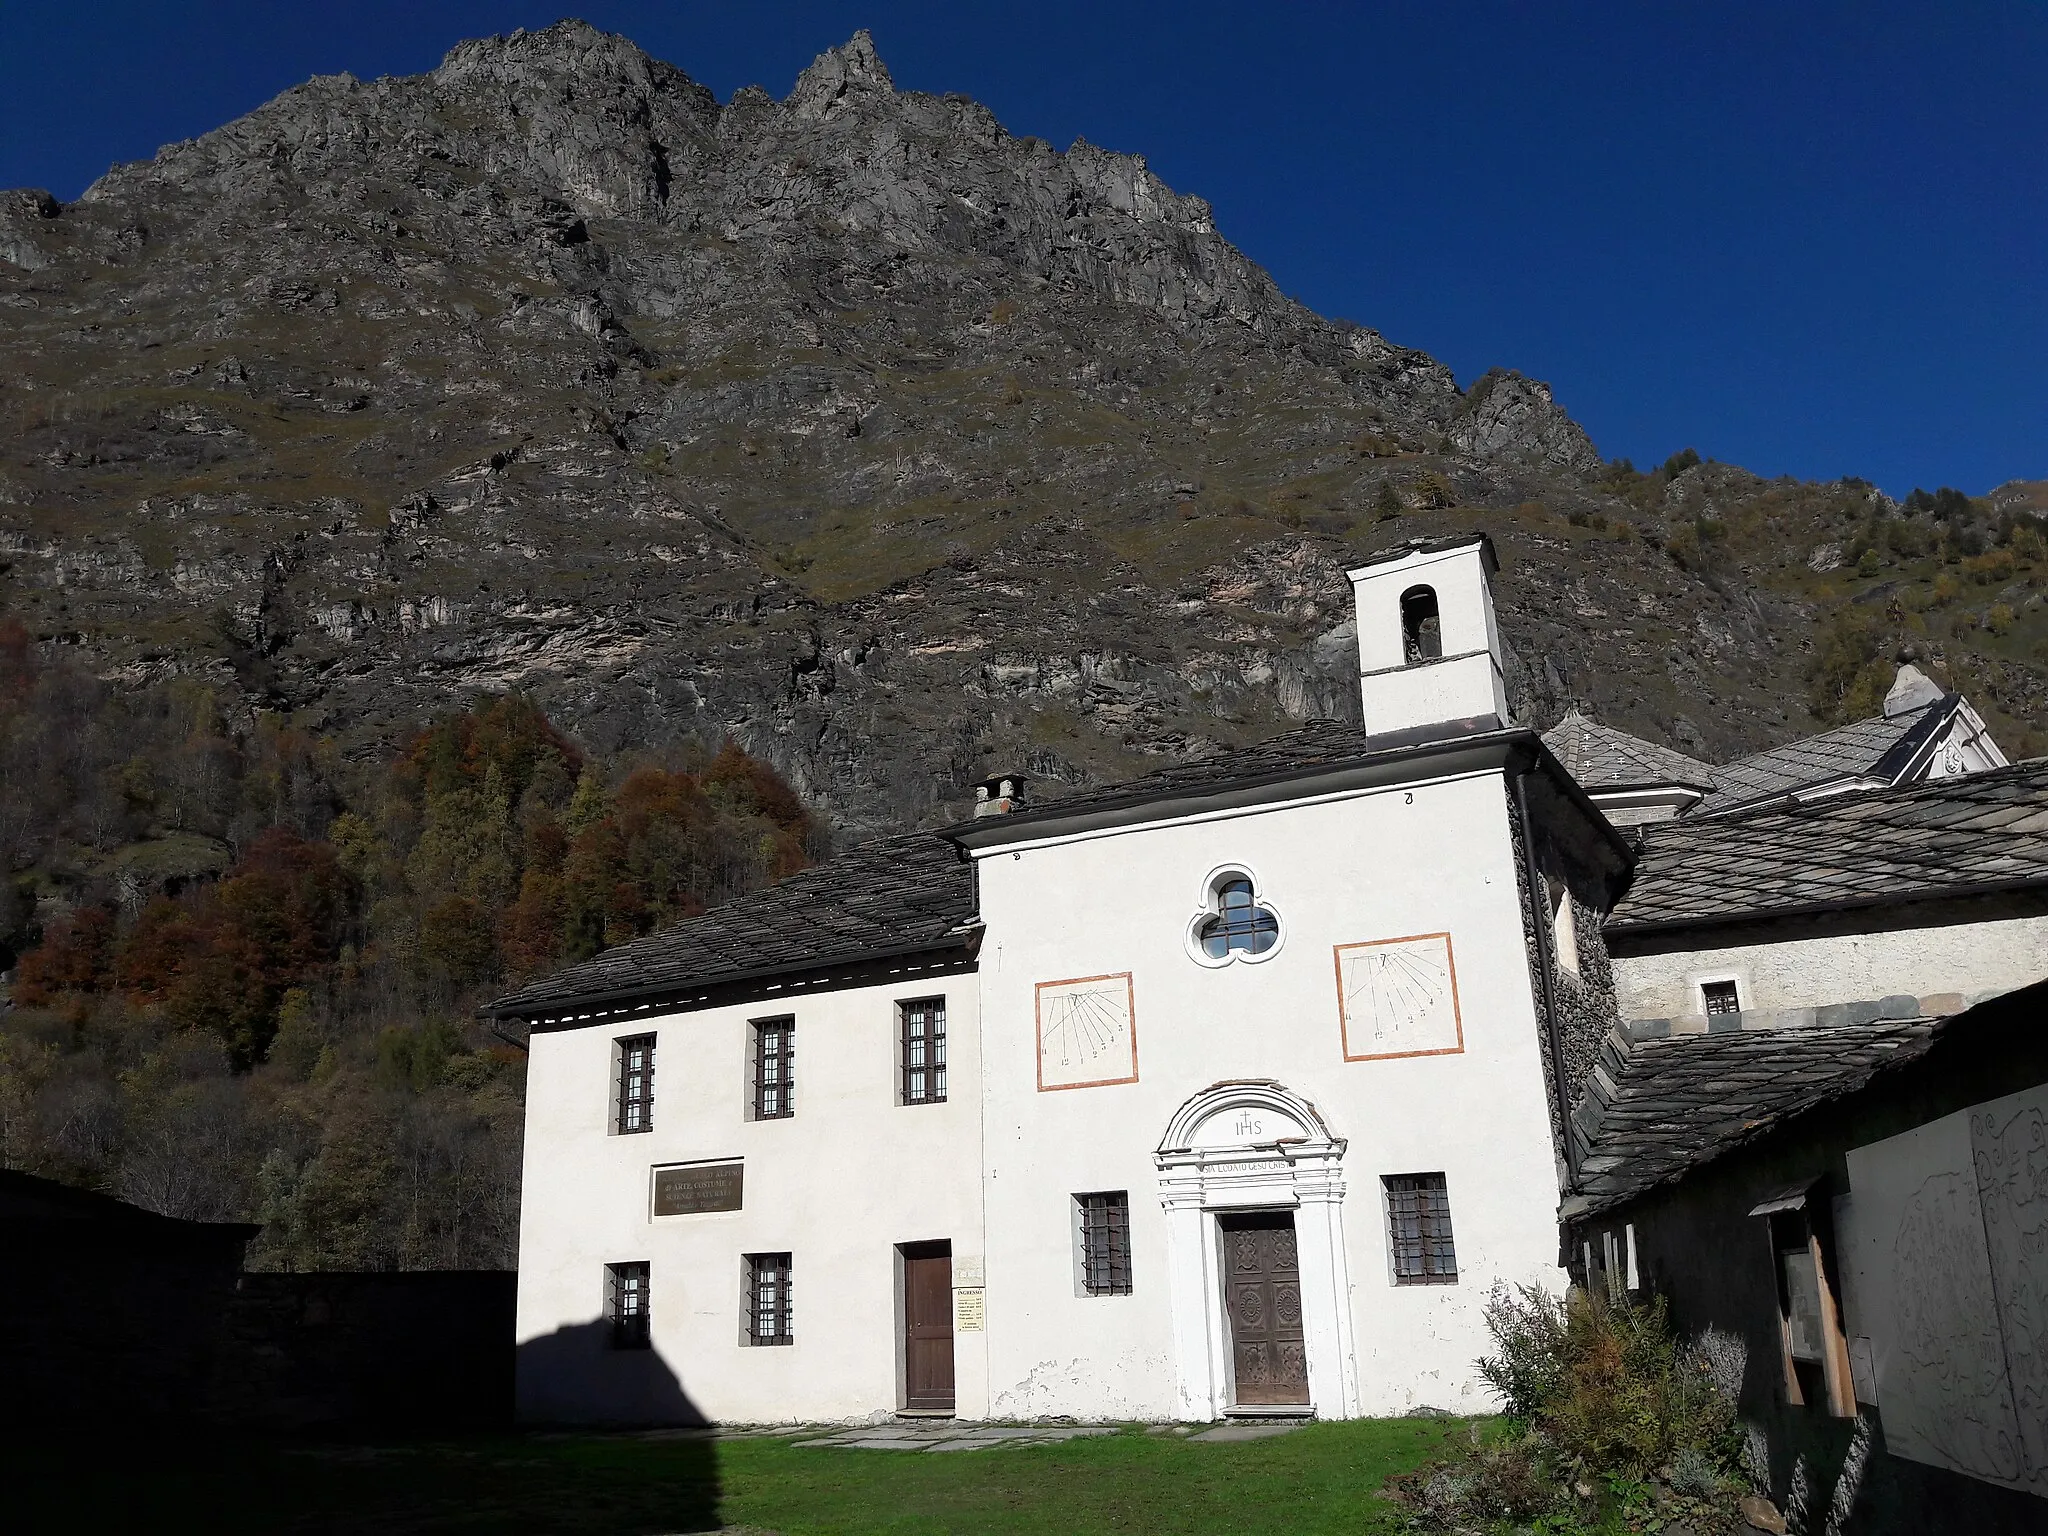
[[709, 1418, 1310, 1452]]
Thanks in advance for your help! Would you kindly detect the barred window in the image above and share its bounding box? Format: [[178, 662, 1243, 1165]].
[[616, 1035, 656, 1134], [1701, 980, 1741, 1016], [901, 998, 947, 1106], [745, 1252, 794, 1345], [607, 1261, 651, 1349], [753, 1017, 795, 1119], [1385, 1173, 1458, 1284], [1077, 1191, 1132, 1296]]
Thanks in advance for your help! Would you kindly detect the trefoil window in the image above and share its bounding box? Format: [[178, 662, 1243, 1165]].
[[1385, 1173, 1459, 1284], [1076, 1192, 1132, 1295], [753, 1017, 795, 1119], [616, 1034, 656, 1134], [901, 998, 947, 1106], [1191, 871, 1280, 964], [746, 1252, 794, 1344], [607, 1261, 651, 1349]]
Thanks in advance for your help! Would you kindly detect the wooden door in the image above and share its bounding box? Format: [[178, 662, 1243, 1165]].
[[901, 1242, 956, 1412], [1220, 1212, 1309, 1406]]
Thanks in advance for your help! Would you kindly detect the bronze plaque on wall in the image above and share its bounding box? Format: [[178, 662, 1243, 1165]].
[[652, 1160, 744, 1216]]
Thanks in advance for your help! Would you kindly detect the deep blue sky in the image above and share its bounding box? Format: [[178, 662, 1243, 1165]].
[[4, 3, 2042, 496]]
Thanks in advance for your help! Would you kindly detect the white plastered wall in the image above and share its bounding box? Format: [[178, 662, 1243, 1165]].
[[971, 767, 1566, 1421], [1611, 913, 2048, 1020], [515, 970, 986, 1424]]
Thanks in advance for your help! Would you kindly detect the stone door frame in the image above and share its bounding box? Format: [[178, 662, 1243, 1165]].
[[1154, 1079, 1361, 1420]]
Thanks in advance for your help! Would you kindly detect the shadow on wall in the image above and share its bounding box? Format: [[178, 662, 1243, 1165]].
[[518, 1317, 713, 1429]]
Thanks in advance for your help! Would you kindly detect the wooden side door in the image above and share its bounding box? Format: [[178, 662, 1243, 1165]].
[[900, 1241, 956, 1413], [1220, 1211, 1309, 1407]]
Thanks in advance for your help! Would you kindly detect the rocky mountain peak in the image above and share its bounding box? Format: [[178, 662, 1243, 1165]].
[[786, 29, 896, 121], [6, 21, 2038, 835]]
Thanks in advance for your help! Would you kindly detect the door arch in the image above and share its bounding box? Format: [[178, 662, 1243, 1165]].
[[1154, 1080, 1361, 1419]]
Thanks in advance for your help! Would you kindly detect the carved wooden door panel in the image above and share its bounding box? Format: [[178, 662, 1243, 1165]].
[[901, 1243, 956, 1412], [1220, 1212, 1309, 1406]]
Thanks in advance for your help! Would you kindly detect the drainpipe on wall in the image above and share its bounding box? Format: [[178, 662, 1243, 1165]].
[[1514, 762, 1579, 1192]]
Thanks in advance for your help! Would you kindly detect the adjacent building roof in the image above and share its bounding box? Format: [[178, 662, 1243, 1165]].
[[482, 831, 976, 1019], [1606, 759, 2048, 935], [1568, 977, 2048, 1217], [1691, 696, 1957, 815], [1566, 1016, 1941, 1216], [1542, 709, 1716, 792]]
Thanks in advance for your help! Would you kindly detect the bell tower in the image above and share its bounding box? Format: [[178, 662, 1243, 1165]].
[[1347, 534, 1509, 740]]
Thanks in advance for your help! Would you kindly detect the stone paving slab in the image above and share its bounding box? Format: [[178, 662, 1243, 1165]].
[[1189, 1421, 1305, 1442], [791, 1423, 1121, 1452]]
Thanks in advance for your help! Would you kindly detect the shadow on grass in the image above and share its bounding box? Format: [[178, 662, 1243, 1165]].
[[10, 1321, 723, 1536]]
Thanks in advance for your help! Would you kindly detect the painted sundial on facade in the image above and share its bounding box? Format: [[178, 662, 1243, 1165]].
[[1334, 932, 1464, 1061], [1034, 972, 1139, 1091]]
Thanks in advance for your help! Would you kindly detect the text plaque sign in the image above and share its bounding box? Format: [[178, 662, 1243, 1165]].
[[954, 1288, 986, 1332], [652, 1160, 743, 1216]]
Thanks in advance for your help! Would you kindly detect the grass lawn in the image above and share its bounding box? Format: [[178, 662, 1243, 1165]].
[[16, 1417, 1467, 1534]]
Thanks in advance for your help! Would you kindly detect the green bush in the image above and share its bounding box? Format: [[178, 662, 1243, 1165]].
[[1398, 1284, 1751, 1534]]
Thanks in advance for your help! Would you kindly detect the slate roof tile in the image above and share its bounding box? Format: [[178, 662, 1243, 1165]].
[[483, 830, 975, 1017], [1692, 701, 1949, 813], [1542, 709, 1717, 792], [1607, 759, 2048, 932], [1569, 1018, 1942, 1215]]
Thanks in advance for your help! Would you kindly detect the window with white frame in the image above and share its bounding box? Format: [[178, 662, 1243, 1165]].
[[1189, 869, 1281, 965]]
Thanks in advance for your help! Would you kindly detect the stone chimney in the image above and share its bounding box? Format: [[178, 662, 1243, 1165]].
[[973, 773, 1027, 818]]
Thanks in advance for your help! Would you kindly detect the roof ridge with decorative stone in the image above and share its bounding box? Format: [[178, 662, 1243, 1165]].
[[1606, 756, 2048, 934], [1690, 693, 1958, 816]]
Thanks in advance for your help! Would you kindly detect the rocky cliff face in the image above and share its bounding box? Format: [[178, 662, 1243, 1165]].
[[3, 22, 2041, 830]]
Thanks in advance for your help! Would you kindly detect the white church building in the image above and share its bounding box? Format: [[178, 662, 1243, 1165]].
[[491, 533, 2040, 1426]]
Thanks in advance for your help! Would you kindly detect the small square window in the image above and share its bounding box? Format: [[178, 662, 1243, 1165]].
[[901, 998, 947, 1106], [616, 1034, 656, 1134], [1701, 980, 1741, 1016], [745, 1252, 794, 1344], [1385, 1173, 1458, 1284], [607, 1261, 651, 1349], [753, 1018, 795, 1119], [1076, 1192, 1132, 1295]]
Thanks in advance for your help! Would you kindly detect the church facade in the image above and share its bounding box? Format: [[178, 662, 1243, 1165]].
[[502, 536, 1636, 1424], [496, 533, 2039, 1427]]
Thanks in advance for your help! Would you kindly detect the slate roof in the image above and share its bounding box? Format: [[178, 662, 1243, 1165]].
[[1692, 698, 1954, 815], [969, 719, 1381, 827], [482, 831, 976, 1018], [1606, 759, 2048, 934], [1542, 709, 1716, 792], [1567, 1017, 1942, 1216]]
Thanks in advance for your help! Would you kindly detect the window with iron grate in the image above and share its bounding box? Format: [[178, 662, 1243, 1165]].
[[752, 1017, 795, 1119], [745, 1252, 794, 1345], [607, 1261, 651, 1349], [900, 997, 947, 1106], [616, 1034, 656, 1134], [1701, 980, 1741, 1016], [1385, 1173, 1459, 1284], [1076, 1191, 1133, 1295]]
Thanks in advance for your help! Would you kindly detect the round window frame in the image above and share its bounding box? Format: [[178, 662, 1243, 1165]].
[[1184, 863, 1286, 969]]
